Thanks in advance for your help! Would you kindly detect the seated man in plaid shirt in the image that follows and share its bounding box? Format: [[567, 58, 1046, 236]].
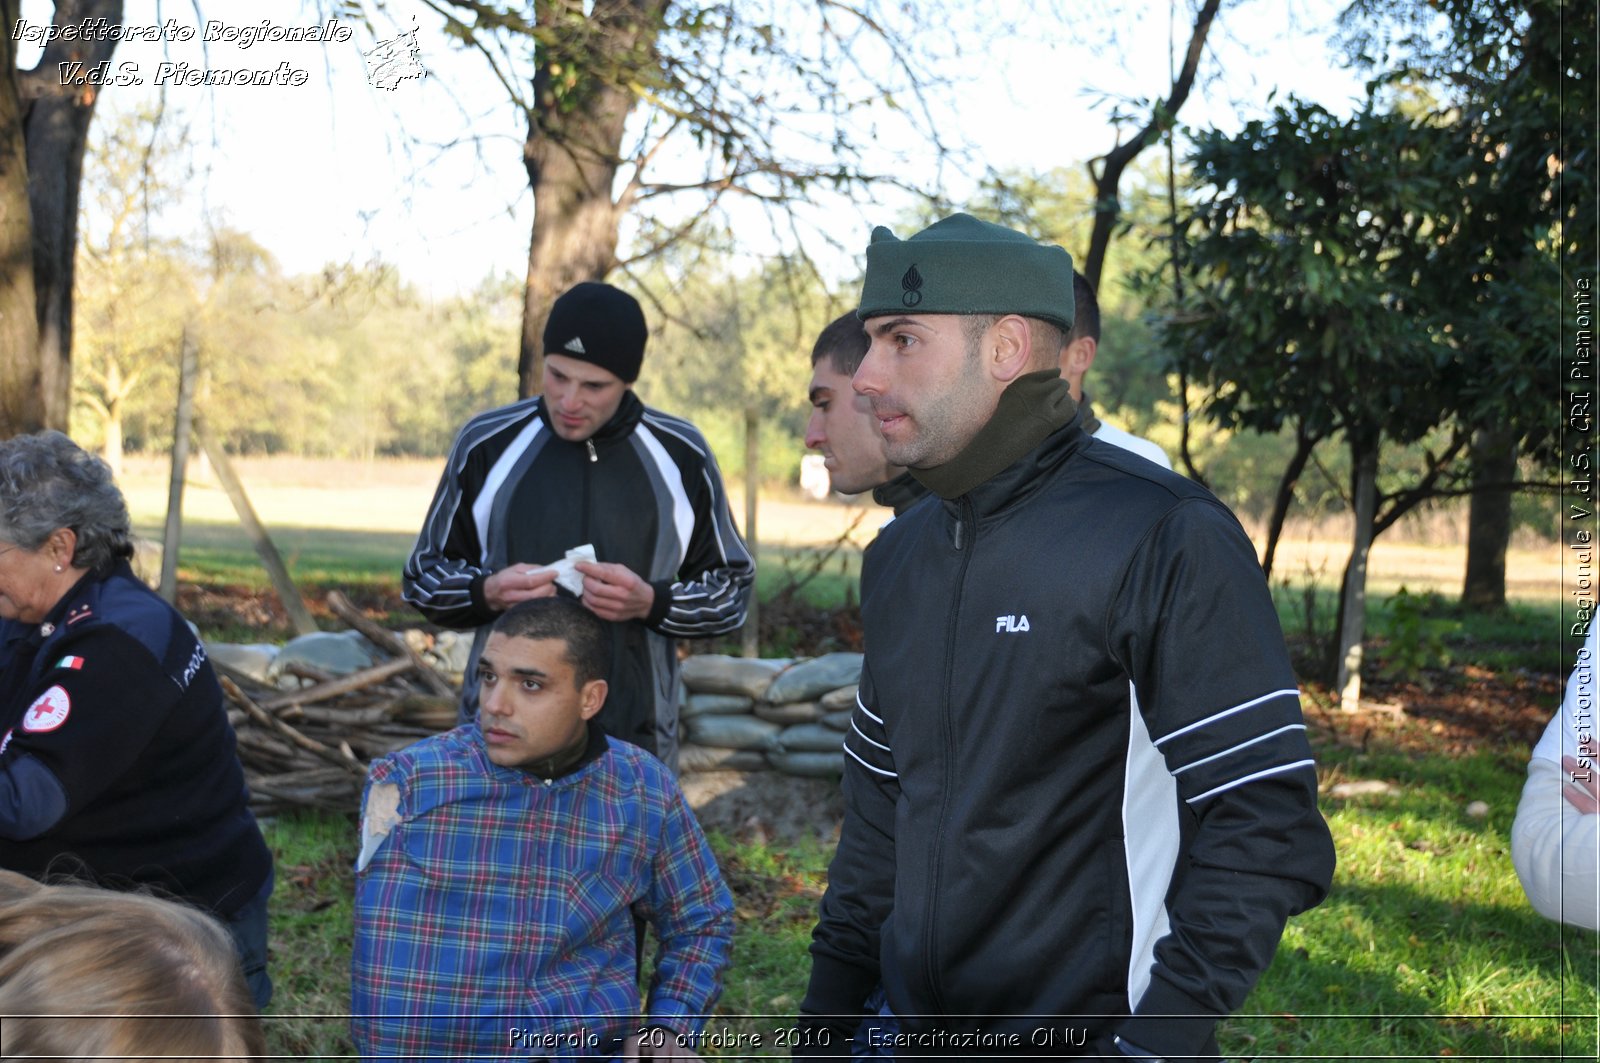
[[351, 597, 734, 1061]]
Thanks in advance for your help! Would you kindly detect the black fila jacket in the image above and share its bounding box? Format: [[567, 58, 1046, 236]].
[[801, 421, 1336, 1060], [403, 390, 754, 768]]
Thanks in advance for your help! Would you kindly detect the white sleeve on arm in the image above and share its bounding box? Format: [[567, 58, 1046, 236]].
[[1512, 716, 1600, 931]]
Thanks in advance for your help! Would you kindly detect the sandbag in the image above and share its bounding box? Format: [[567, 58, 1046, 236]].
[[677, 743, 770, 773], [754, 700, 825, 726], [684, 693, 756, 718], [683, 714, 783, 751], [206, 643, 279, 685], [268, 631, 381, 687], [822, 710, 853, 732], [417, 628, 474, 679], [764, 653, 864, 704], [820, 684, 859, 710], [768, 750, 847, 778], [777, 723, 846, 754], [680, 655, 793, 699]]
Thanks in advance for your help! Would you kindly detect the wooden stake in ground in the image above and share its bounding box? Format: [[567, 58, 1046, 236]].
[[159, 328, 198, 604], [193, 419, 319, 636], [741, 403, 760, 658]]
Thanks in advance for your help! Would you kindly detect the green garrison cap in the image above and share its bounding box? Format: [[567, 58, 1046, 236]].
[[856, 213, 1075, 331]]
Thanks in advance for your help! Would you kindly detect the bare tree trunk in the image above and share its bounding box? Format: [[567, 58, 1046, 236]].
[[1082, 0, 1222, 289], [101, 356, 124, 475], [1164, 115, 1207, 488], [18, 0, 123, 428], [1261, 424, 1319, 580], [1336, 436, 1379, 712], [103, 394, 123, 472], [517, 0, 667, 398], [0, 0, 42, 436], [1462, 426, 1516, 610]]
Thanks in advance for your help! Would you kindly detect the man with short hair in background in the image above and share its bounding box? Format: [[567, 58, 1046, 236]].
[[1060, 270, 1172, 469], [404, 282, 754, 771], [805, 310, 927, 517], [798, 214, 1334, 1061]]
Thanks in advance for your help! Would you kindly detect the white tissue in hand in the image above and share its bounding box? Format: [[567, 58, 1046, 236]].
[[546, 544, 596, 597]]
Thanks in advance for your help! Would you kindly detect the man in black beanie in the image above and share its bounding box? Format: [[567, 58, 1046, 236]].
[[797, 215, 1335, 1061], [404, 282, 754, 770]]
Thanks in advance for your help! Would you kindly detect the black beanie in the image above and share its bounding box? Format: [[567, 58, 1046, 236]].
[[542, 282, 648, 383]]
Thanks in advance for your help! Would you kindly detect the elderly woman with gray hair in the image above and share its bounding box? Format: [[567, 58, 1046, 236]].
[[0, 431, 274, 1008]]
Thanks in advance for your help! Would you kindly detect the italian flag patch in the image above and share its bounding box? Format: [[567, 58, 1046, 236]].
[[55, 655, 84, 671]]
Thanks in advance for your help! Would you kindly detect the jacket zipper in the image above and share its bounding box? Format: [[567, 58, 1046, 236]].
[[925, 494, 975, 1013], [582, 441, 595, 542]]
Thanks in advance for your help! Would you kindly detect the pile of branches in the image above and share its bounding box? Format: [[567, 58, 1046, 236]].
[[219, 592, 459, 815]]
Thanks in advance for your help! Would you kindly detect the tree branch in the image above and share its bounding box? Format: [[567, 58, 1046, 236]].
[[1082, 0, 1223, 288]]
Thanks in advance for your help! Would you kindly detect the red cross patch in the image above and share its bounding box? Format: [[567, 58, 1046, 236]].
[[22, 686, 70, 733]]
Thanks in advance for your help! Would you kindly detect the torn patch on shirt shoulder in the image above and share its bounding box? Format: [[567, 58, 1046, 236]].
[[357, 782, 402, 872]]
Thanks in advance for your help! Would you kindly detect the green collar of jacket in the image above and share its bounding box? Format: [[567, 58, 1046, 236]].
[[912, 371, 1079, 500]]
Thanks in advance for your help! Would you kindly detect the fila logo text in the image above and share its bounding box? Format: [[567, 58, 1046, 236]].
[[996, 614, 1031, 633]]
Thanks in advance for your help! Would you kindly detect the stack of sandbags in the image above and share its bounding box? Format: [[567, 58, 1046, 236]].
[[678, 652, 863, 778]]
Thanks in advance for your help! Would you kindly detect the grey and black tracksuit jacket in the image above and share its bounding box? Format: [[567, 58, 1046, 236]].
[[403, 391, 753, 769], [802, 420, 1335, 1060]]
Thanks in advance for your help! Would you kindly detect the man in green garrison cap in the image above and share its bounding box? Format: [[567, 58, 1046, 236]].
[[796, 214, 1335, 1061]]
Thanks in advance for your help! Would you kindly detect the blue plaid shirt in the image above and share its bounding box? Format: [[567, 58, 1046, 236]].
[[351, 724, 733, 1060]]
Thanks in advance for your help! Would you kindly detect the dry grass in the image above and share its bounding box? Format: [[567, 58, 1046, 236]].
[[119, 455, 441, 535]]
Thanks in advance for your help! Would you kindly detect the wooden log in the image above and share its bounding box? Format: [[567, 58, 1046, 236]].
[[249, 766, 358, 787], [222, 677, 367, 777], [281, 661, 338, 686], [159, 328, 199, 604], [213, 660, 274, 696], [259, 657, 414, 713], [234, 727, 297, 755], [326, 591, 457, 698], [363, 723, 441, 739], [194, 420, 319, 636], [392, 692, 459, 730], [279, 703, 400, 727], [345, 732, 430, 758]]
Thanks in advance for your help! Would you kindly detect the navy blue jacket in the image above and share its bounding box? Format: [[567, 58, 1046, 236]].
[[0, 561, 271, 917]]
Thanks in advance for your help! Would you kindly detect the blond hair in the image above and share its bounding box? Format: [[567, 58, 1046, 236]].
[[0, 870, 264, 1061]]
